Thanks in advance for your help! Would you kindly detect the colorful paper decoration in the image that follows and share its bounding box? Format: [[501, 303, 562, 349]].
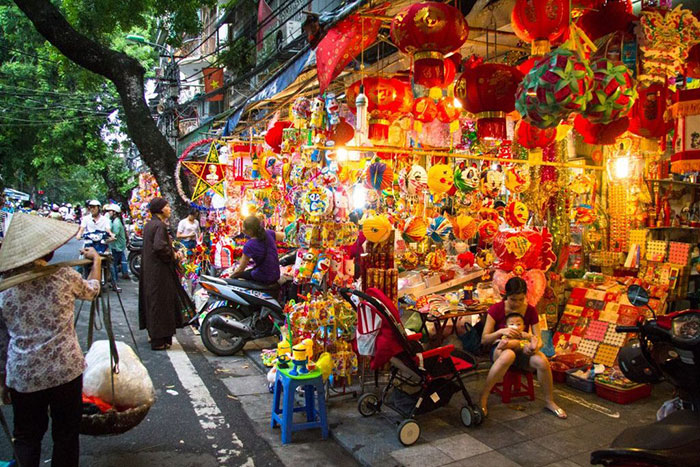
[[668, 242, 691, 265], [265, 121, 293, 153], [585, 58, 636, 124], [477, 219, 499, 242], [574, 114, 629, 145], [425, 249, 447, 270], [182, 141, 227, 201], [402, 216, 428, 243], [511, 0, 570, 55], [362, 215, 393, 243], [453, 163, 480, 193], [480, 169, 504, 198], [427, 216, 453, 243], [505, 165, 531, 194], [628, 84, 672, 139], [455, 61, 524, 140], [514, 120, 556, 149], [412, 97, 438, 125], [583, 320, 609, 341], [670, 88, 700, 173], [453, 215, 478, 240], [302, 186, 333, 219], [346, 77, 413, 142], [577, 338, 600, 358], [646, 240, 667, 262], [594, 343, 620, 367], [516, 48, 594, 129], [492, 228, 557, 272], [407, 164, 429, 195], [330, 119, 355, 145], [390, 2, 469, 88], [367, 162, 394, 191], [436, 97, 460, 123], [427, 164, 454, 194], [505, 201, 529, 228]]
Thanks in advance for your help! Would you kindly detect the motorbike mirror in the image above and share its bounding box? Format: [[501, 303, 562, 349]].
[[627, 284, 656, 319]]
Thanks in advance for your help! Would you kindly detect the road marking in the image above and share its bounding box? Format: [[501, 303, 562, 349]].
[[167, 338, 254, 466]]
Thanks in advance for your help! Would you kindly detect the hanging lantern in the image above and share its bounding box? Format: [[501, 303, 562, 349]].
[[436, 97, 460, 123], [670, 88, 700, 173], [516, 48, 593, 129], [455, 62, 523, 140], [346, 77, 413, 142], [628, 83, 672, 139], [412, 97, 438, 123], [390, 2, 469, 88], [574, 114, 629, 145], [576, 0, 635, 42], [264, 121, 293, 153], [330, 118, 355, 145], [514, 119, 556, 149], [686, 44, 700, 79], [585, 58, 636, 124], [511, 0, 570, 56]]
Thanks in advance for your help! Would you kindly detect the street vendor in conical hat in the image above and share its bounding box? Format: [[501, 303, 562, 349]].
[[0, 212, 102, 467]]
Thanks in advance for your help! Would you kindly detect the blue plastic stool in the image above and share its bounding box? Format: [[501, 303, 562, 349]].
[[271, 366, 328, 444]]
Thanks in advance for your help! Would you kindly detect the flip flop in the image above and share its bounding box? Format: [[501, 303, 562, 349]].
[[481, 406, 488, 417], [545, 405, 567, 419]]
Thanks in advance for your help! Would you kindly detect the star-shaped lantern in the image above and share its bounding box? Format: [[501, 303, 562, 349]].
[[182, 141, 226, 201]]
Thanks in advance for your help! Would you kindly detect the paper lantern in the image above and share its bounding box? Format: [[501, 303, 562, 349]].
[[407, 164, 428, 195], [476, 249, 494, 269], [427, 216, 453, 243], [576, 0, 635, 42], [330, 118, 355, 145], [453, 215, 478, 240], [427, 164, 454, 195], [480, 169, 504, 198], [425, 249, 447, 270], [302, 186, 333, 219], [362, 215, 393, 243], [402, 216, 428, 243], [686, 43, 700, 79], [367, 162, 394, 191], [516, 48, 593, 129], [390, 2, 469, 88], [346, 77, 413, 142], [505, 201, 529, 228], [514, 119, 556, 149], [628, 83, 672, 139], [412, 97, 438, 123], [511, 0, 570, 56], [492, 229, 557, 272], [453, 162, 480, 193], [455, 63, 524, 140], [574, 114, 629, 145], [505, 165, 531, 194], [671, 88, 700, 173], [477, 219, 499, 242], [436, 97, 460, 123], [585, 59, 636, 124], [265, 121, 293, 153]]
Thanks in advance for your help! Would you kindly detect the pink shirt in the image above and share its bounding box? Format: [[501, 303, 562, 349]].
[[0, 267, 99, 392]]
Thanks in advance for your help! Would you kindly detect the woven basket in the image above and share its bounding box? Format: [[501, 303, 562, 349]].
[[80, 403, 152, 436]]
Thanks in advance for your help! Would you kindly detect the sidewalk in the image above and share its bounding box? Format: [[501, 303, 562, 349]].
[[217, 341, 672, 467]]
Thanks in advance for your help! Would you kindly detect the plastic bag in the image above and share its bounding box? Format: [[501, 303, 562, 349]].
[[83, 341, 155, 410]]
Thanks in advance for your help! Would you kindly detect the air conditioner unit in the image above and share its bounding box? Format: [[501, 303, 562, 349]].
[[277, 20, 302, 50]]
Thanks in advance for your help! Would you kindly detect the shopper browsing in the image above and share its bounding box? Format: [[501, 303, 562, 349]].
[[231, 215, 284, 285], [176, 209, 200, 250]]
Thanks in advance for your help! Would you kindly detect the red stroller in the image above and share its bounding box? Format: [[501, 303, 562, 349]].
[[340, 287, 483, 446]]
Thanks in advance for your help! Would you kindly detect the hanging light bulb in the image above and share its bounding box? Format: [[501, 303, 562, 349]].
[[352, 185, 367, 210], [355, 84, 368, 145]]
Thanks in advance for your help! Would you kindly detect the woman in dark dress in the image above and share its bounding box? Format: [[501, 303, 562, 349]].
[[138, 198, 194, 350]]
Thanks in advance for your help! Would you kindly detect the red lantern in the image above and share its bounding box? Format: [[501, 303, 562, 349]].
[[264, 121, 293, 153], [455, 63, 524, 141], [442, 57, 457, 87], [514, 120, 556, 149], [346, 77, 413, 142], [412, 97, 438, 123], [628, 84, 672, 139], [576, 0, 635, 42], [574, 114, 629, 145], [436, 97, 460, 123], [685, 44, 700, 79], [511, 0, 570, 56], [671, 88, 700, 174], [390, 2, 469, 88], [330, 118, 355, 145]]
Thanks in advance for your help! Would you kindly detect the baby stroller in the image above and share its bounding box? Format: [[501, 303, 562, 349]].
[[340, 287, 483, 446]]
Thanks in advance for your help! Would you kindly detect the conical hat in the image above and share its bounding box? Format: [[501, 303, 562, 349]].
[[0, 212, 78, 273]]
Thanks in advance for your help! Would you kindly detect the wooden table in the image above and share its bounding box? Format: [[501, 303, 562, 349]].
[[417, 307, 489, 346]]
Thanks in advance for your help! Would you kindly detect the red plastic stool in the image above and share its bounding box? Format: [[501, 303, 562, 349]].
[[491, 369, 535, 403]]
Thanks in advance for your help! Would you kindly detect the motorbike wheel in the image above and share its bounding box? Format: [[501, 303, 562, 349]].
[[128, 253, 141, 279], [200, 307, 248, 356]]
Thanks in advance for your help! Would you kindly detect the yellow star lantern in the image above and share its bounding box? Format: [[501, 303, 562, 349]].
[[182, 141, 226, 201]]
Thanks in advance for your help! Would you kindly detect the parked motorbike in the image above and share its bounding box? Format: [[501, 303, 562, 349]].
[[195, 249, 297, 356], [591, 285, 700, 466], [127, 234, 142, 279]]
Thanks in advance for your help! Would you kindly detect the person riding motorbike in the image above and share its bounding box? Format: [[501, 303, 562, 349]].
[[231, 216, 284, 285], [75, 200, 113, 241]]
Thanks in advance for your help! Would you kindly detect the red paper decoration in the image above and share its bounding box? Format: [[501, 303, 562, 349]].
[[574, 114, 629, 145], [511, 0, 570, 56], [346, 77, 413, 142], [390, 2, 469, 88], [412, 97, 438, 123], [628, 84, 672, 139], [514, 120, 556, 149], [576, 0, 635, 42], [264, 121, 293, 153], [436, 97, 460, 123], [585, 58, 636, 124], [455, 63, 524, 140], [686, 44, 700, 78], [330, 118, 355, 145]]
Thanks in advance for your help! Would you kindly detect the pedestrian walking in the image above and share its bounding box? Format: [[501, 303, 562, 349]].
[[138, 198, 194, 350], [0, 212, 102, 467], [104, 204, 130, 286]]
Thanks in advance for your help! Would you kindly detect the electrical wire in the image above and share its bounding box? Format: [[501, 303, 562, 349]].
[[0, 44, 64, 65]]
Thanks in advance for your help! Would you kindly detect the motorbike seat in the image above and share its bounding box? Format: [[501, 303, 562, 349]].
[[611, 409, 700, 450], [223, 278, 279, 292]]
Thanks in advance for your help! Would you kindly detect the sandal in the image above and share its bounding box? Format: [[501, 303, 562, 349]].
[[545, 405, 567, 419]]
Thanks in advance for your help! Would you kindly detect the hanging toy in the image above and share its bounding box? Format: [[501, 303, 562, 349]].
[[505, 165, 530, 194], [402, 216, 428, 243], [362, 214, 393, 243], [407, 164, 429, 195], [427, 216, 453, 243], [310, 253, 331, 286], [478, 219, 499, 242], [504, 201, 529, 228], [325, 92, 341, 126], [367, 162, 394, 191], [453, 214, 478, 240], [310, 97, 325, 129], [302, 186, 333, 220], [427, 164, 454, 195], [476, 248, 495, 269], [457, 251, 475, 269], [425, 249, 447, 270], [480, 168, 504, 198], [454, 162, 479, 193]]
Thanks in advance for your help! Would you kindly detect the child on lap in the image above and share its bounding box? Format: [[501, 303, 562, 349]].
[[495, 313, 538, 353]]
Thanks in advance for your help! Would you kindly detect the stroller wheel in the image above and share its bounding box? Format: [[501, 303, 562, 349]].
[[460, 406, 477, 427], [397, 419, 421, 446], [358, 393, 379, 417], [473, 406, 484, 426]]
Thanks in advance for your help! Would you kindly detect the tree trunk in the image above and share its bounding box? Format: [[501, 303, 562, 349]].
[[13, 0, 190, 221]]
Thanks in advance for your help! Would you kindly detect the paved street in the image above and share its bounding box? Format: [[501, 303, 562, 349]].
[[0, 240, 357, 466]]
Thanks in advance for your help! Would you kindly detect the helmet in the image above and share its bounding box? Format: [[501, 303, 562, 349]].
[[104, 203, 121, 214], [87, 200, 101, 207]]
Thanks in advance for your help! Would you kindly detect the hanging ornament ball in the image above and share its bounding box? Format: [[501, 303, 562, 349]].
[[515, 48, 594, 129], [453, 163, 480, 193], [407, 164, 429, 195], [453, 214, 478, 240], [436, 97, 460, 123], [427, 215, 453, 243], [584, 58, 637, 124], [362, 214, 393, 243], [505, 201, 530, 228], [367, 162, 394, 191], [402, 216, 428, 243], [427, 164, 454, 195]]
